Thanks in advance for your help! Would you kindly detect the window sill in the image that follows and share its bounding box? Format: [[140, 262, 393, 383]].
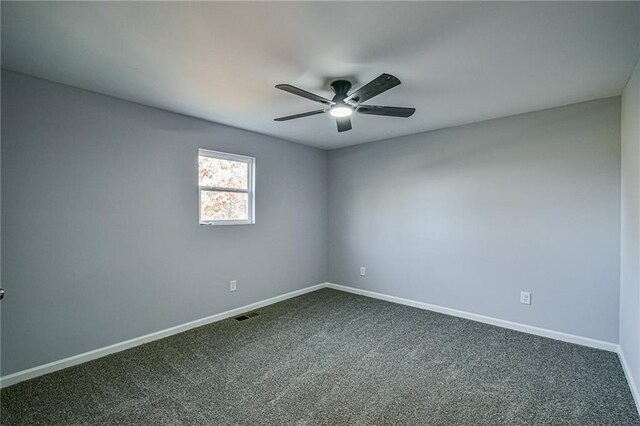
[[199, 220, 255, 226]]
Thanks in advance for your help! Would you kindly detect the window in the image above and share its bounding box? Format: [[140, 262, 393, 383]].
[[198, 149, 255, 225]]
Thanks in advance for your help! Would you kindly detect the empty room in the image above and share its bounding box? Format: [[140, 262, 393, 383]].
[[1, 1, 640, 424]]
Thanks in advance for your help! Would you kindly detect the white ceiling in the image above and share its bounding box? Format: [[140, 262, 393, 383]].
[[2, 2, 639, 149]]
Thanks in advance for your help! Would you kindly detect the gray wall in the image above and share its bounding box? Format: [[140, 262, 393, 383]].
[[0, 69, 627, 377], [328, 98, 621, 343], [0, 70, 328, 375], [620, 58, 640, 396]]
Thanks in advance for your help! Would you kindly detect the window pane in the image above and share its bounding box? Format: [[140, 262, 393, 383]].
[[198, 155, 248, 189], [200, 190, 248, 222]]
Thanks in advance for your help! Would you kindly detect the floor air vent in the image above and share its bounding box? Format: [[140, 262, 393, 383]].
[[234, 312, 259, 322]]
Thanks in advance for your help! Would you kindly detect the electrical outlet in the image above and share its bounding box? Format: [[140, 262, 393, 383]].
[[360, 267, 366, 276], [230, 280, 237, 292], [520, 291, 531, 305]]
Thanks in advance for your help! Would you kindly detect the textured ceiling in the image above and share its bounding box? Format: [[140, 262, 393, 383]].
[[2, 2, 639, 149]]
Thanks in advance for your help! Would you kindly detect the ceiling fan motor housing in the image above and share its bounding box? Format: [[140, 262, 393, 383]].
[[330, 80, 352, 103]]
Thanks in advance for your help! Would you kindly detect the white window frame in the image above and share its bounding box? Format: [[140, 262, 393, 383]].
[[198, 148, 255, 226]]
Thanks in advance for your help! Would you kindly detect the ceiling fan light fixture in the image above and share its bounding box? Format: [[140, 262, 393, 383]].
[[330, 106, 353, 118]]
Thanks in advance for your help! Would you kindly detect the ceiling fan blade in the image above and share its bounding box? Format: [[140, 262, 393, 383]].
[[356, 105, 416, 118], [274, 109, 327, 121], [344, 73, 401, 104], [336, 116, 352, 132], [275, 84, 335, 106]]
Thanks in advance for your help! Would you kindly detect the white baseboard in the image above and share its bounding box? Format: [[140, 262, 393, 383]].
[[0, 281, 625, 393], [0, 282, 327, 389], [618, 347, 640, 415], [325, 283, 618, 352]]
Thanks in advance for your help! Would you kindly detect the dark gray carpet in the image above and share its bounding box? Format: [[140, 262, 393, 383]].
[[2, 288, 638, 425]]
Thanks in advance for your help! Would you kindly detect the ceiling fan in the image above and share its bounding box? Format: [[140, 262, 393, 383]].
[[274, 73, 415, 132]]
